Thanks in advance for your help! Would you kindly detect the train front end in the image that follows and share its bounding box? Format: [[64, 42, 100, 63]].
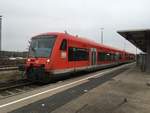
[[25, 34, 56, 83]]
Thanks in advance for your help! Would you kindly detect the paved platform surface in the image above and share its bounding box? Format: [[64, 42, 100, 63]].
[[52, 66, 150, 113], [7, 64, 150, 113]]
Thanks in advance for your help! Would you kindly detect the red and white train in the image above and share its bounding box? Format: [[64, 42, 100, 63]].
[[25, 32, 135, 83]]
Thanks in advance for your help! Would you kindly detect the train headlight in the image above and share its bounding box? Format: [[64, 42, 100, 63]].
[[46, 59, 50, 63], [27, 58, 31, 62]]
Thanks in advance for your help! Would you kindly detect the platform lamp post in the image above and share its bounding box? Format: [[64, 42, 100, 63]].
[[123, 38, 126, 51], [100, 28, 104, 44], [136, 46, 137, 55], [0, 15, 2, 51], [135, 46, 137, 62]]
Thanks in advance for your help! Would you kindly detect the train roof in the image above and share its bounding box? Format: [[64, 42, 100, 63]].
[[33, 32, 133, 54]]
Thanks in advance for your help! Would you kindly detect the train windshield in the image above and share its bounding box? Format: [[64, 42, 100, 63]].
[[29, 35, 56, 58]]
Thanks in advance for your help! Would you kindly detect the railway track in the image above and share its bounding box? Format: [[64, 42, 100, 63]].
[[0, 80, 38, 99], [0, 65, 15, 68], [0, 80, 32, 91], [0, 67, 18, 71], [0, 79, 62, 100]]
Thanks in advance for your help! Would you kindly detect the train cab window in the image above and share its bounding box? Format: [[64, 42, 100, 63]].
[[60, 39, 67, 51], [29, 35, 56, 58]]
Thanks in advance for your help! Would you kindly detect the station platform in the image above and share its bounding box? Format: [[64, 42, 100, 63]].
[[51, 66, 150, 113], [5, 64, 149, 113], [51, 67, 150, 113]]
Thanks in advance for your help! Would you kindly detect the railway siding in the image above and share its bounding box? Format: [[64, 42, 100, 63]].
[[0, 69, 22, 83], [0, 58, 25, 83], [0, 59, 26, 68], [0, 67, 18, 71]]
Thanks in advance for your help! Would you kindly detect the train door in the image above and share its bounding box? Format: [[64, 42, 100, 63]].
[[60, 39, 68, 68], [67, 39, 76, 71], [91, 48, 97, 65]]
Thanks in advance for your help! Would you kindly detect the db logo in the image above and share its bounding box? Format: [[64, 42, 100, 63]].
[[61, 51, 66, 59]]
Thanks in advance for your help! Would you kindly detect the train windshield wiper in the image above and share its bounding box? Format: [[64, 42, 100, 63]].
[[31, 47, 36, 52], [30, 47, 38, 58]]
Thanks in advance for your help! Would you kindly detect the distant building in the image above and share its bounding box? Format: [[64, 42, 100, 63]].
[[118, 29, 150, 72]]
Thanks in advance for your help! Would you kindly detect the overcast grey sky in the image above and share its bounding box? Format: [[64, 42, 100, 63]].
[[0, 0, 150, 53]]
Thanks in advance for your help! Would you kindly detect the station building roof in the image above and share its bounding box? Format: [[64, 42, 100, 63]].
[[117, 29, 150, 52]]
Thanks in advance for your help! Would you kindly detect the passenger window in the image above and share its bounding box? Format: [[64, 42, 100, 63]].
[[60, 39, 67, 51], [68, 47, 89, 61], [97, 52, 106, 61]]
